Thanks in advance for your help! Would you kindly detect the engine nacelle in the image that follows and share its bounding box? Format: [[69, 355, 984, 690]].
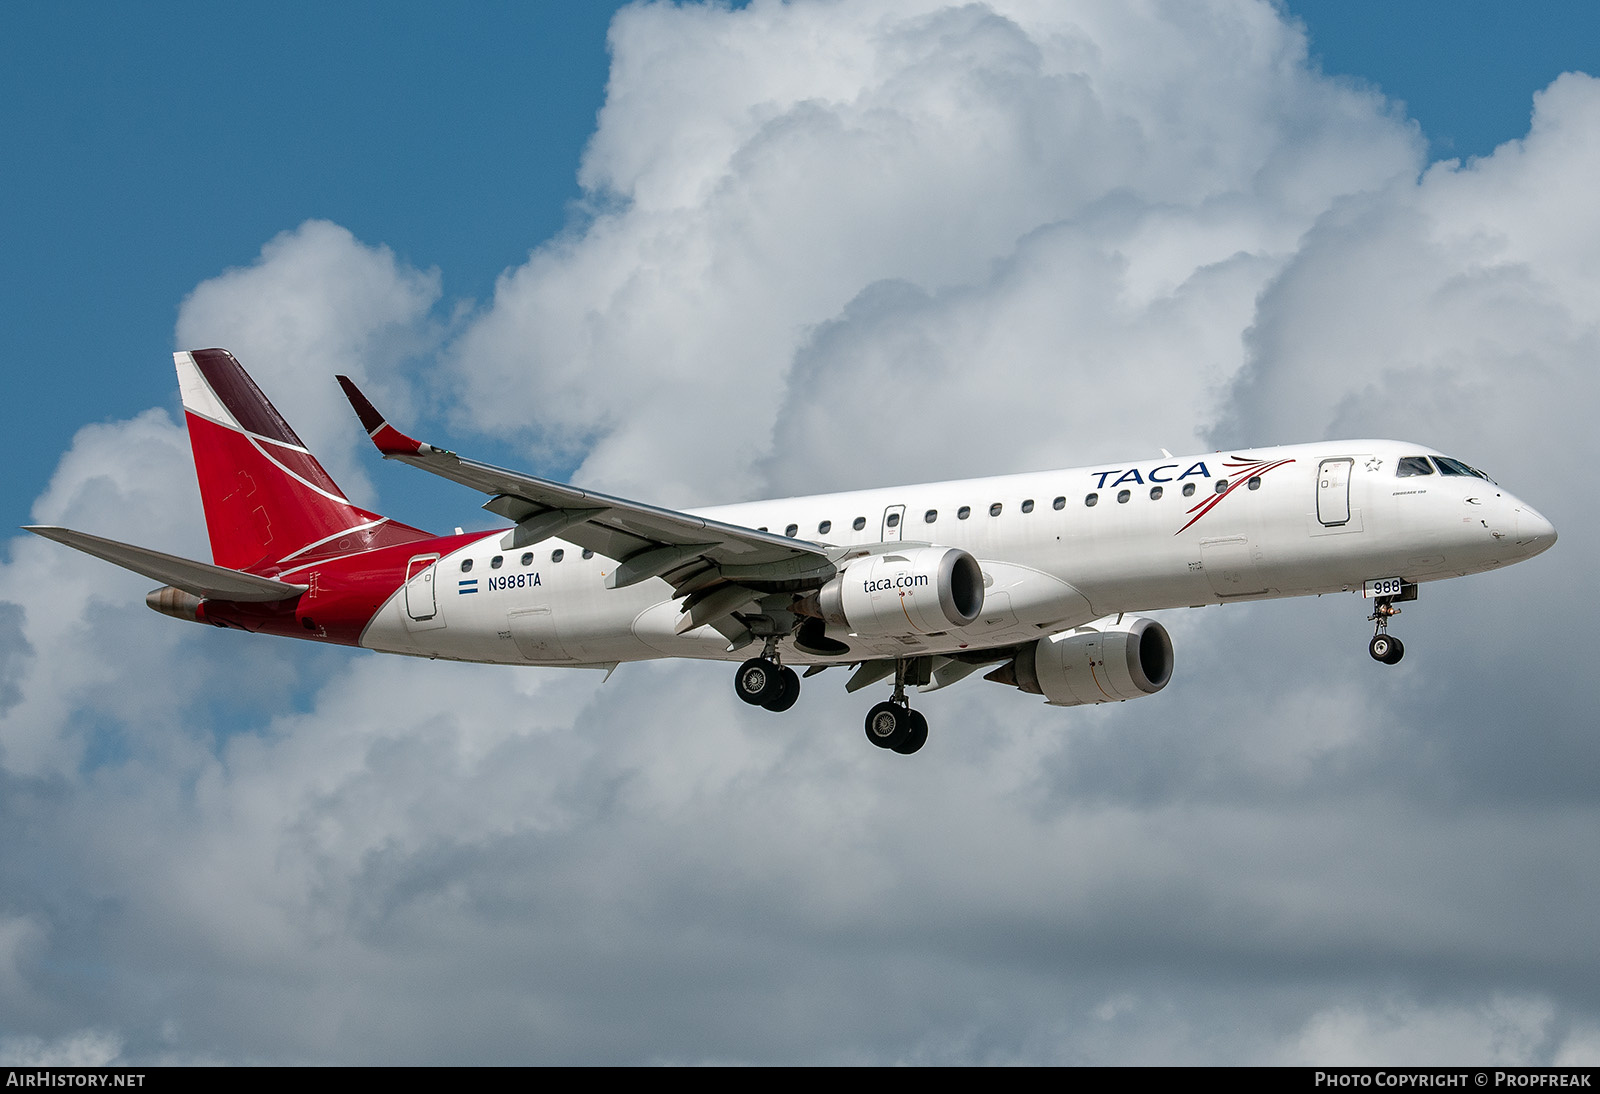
[[814, 547, 984, 637], [994, 616, 1174, 706]]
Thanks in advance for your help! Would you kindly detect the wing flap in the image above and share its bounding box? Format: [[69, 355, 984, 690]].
[[25, 526, 308, 602]]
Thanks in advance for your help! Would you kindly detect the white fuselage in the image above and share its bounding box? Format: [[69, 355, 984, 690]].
[[358, 440, 1556, 669]]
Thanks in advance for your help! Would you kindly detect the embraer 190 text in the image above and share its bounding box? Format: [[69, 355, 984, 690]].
[[29, 350, 1557, 755]]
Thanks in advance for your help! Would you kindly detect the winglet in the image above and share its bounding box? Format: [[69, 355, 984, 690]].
[[336, 376, 427, 457]]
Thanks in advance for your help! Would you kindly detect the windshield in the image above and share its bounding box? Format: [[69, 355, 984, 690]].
[[1433, 456, 1494, 482]]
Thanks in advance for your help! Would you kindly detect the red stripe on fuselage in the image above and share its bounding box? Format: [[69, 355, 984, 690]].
[[199, 531, 481, 646], [1173, 458, 1295, 535]]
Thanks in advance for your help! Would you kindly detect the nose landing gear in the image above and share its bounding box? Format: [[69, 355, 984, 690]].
[[1367, 596, 1405, 664]]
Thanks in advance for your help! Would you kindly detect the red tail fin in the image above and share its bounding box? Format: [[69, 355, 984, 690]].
[[176, 349, 431, 573]]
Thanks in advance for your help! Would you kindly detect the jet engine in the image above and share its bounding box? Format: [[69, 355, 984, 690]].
[[988, 616, 1173, 706], [807, 547, 985, 637]]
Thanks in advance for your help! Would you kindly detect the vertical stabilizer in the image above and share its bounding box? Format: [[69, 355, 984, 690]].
[[176, 349, 430, 573]]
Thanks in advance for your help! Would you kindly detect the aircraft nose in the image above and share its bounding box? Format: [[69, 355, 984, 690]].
[[1514, 503, 1557, 556]]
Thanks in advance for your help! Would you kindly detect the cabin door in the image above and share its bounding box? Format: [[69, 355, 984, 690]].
[[403, 554, 445, 632], [1317, 458, 1353, 526], [404, 554, 438, 619]]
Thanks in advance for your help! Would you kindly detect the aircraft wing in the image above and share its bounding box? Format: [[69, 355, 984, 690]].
[[336, 378, 841, 607], [24, 526, 308, 602]]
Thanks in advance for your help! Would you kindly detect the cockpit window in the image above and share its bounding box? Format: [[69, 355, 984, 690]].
[[1396, 456, 1435, 477], [1433, 456, 1492, 481]]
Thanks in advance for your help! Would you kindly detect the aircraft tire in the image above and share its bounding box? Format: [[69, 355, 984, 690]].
[[762, 667, 801, 712], [1381, 636, 1405, 665], [1369, 635, 1400, 664], [735, 658, 782, 706], [892, 710, 929, 755], [864, 701, 911, 750]]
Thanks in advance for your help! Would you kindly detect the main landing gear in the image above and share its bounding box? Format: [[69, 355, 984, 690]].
[[734, 641, 800, 713], [862, 660, 928, 755], [864, 701, 928, 755], [731, 649, 930, 755], [1367, 595, 1405, 665]]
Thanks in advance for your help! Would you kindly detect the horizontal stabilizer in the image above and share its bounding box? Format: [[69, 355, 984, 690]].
[[24, 526, 308, 602]]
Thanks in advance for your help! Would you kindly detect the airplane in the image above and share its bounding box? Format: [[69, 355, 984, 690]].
[[28, 349, 1557, 756]]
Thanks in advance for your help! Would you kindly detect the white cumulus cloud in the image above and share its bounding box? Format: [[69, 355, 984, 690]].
[[446, 0, 1421, 502], [175, 219, 445, 503]]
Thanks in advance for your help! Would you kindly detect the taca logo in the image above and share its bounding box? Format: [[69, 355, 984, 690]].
[[1089, 462, 1212, 489], [1174, 456, 1296, 534]]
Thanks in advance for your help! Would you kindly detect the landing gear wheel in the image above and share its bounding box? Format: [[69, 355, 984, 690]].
[[762, 667, 801, 712], [1368, 634, 1404, 665], [1366, 594, 1407, 665], [735, 658, 781, 706], [864, 701, 911, 750], [891, 709, 928, 755]]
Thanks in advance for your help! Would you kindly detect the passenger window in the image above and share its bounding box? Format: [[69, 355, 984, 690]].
[[1085, 493, 1098, 507], [1215, 479, 1229, 493], [1247, 476, 1261, 490], [1149, 486, 1163, 500], [785, 524, 798, 537], [521, 552, 534, 566], [1397, 456, 1435, 477], [491, 555, 503, 569], [1182, 482, 1196, 497], [886, 513, 900, 528], [924, 509, 937, 523], [852, 516, 867, 531], [958, 506, 971, 520], [1117, 490, 1130, 503], [460, 559, 474, 573], [989, 503, 1002, 517], [1021, 499, 1034, 513], [1052, 496, 1065, 510], [818, 520, 831, 535], [582, 549, 594, 560], [552, 549, 564, 563]]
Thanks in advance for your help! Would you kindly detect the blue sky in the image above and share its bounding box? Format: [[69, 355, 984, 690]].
[[5, 0, 1595, 525], [1295, 0, 1600, 159], [4, 2, 619, 517], [3, 0, 1599, 1066]]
